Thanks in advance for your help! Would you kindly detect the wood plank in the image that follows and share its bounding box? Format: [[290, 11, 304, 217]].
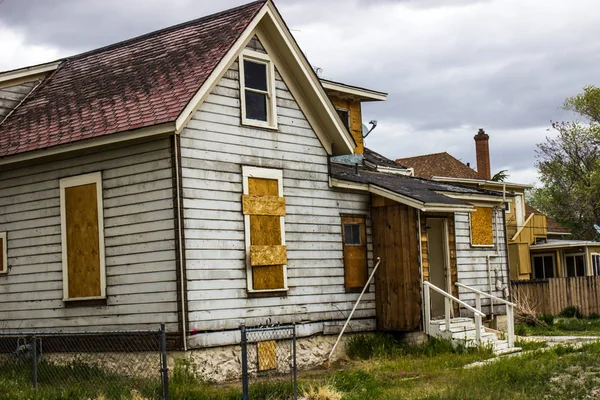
[[65, 183, 101, 298], [342, 216, 367, 290], [250, 245, 287, 266], [242, 195, 286, 216], [257, 340, 277, 371]]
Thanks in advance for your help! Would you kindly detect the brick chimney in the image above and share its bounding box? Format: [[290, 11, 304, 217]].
[[474, 128, 491, 180]]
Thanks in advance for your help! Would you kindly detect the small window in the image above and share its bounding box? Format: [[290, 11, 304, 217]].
[[565, 254, 586, 277], [60, 172, 106, 301], [240, 50, 277, 129], [242, 166, 287, 293], [505, 201, 511, 213], [336, 108, 350, 132], [470, 207, 494, 246], [592, 253, 600, 276], [532, 254, 555, 279], [342, 216, 367, 291], [0, 232, 7, 274]]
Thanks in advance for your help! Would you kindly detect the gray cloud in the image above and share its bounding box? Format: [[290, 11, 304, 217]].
[[1, 0, 598, 185]]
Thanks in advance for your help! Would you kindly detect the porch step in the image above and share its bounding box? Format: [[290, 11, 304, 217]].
[[427, 317, 521, 356]]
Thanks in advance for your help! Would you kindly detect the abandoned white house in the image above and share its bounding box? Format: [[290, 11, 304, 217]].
[[0, 0, 518, 369]]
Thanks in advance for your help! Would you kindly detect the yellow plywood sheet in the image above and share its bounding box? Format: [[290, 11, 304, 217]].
[[257, 340, 277, 371], [65, 183, 101, 298], [251, 245, 287, 266], [471, 207, 494, 246], [248, 177, 278, 196], [253, 265, 285, 290], [242, 195, 286, 216]]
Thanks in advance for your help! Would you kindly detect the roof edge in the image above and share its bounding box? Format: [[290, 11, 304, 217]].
[[320, 79, 388, 101], [432, 176, 534, 190], [0, 60, 62, 88]]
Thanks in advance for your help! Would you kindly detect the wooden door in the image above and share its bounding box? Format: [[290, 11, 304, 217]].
[[426, 218, 449, 317]]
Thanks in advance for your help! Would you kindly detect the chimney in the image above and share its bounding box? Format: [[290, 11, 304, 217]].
[[474, 128, 491, 180]]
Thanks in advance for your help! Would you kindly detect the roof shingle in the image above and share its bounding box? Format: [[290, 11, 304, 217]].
[[0, 1, 266, 158], [396, 152, 481, 180]]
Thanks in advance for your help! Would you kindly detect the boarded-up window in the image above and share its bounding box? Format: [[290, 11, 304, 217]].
[[242, 167, 287, 292], [470, 207, 494, 246], [60, 172, 106, 300], [0, 232, 7, 274], [342, 216, 367, 291]]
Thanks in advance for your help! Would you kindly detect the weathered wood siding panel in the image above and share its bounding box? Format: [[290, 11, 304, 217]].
[[180, 38, 374, 341], [0, 139, 179, 331], [455, 210, 509, 315], [0, 81, 39, 120]]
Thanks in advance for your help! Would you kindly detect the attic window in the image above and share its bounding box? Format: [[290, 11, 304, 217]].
[[240, 50, 277, 129], [336, 108, 350, 132]]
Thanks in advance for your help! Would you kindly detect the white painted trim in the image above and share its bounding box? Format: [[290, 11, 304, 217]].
[[431, 176, 534, 190], [239, 49, 278, 130], [59, 171, 106, 301], [530, 241, 599, 250], [320, 79, 388, 101], [241, 166, 288, 293], [329, 177, 474, 213], [531, 253, 556, 279], [174, 6, 268, 132], [440, 192, 507, 204], [0, 122, 175, 167], [0, 232, 7, 275], [376, 166, 414, 176], [0, 61, 61, 85]]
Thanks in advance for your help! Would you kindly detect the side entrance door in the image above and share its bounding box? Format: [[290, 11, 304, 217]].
[[426, 218, 450, 318]]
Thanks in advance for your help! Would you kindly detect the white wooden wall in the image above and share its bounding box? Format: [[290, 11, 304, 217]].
[[180, 38, 375, 347], [0, 139, 180, 331], [0, 81, 39, 120], [455, 210, 509, 315]]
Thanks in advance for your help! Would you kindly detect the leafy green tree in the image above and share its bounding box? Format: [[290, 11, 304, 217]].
[[533, 86, 600, 240], [491, 169, 509, 182]]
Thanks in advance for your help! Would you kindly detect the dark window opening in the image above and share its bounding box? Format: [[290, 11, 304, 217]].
[[533, 255, 554, 279], [592, 254, 600, 276], [343, 223, 362, 246], [566, 254, 586, 277], [244, 60, 267, 91], [336, 108, 350, 132], [245, 91, 267, 122], [243, 59, 269, 122]]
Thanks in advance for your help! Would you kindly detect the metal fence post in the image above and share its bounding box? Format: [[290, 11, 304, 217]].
[[240, 324, 249, 400], [31, 335, 38, 393], [160, 323, 169, 400], [292, 324, 297, 400]]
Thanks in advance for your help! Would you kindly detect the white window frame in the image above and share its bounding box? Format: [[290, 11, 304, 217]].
[[60, 172, 106, 301], [239, 49, 278, 130], [564, 252, 587, 278], [505, 201, 511, 213], [592, 253, 600, 276], [242, 166, 287, 293], [0, 232, 7, 274], [532, 253, 556, 279]]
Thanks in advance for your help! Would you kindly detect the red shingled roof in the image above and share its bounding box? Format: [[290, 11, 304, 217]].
[[525, 204, 571, 234], [0, 0, 266, 158], [396, 152, 481, 180]]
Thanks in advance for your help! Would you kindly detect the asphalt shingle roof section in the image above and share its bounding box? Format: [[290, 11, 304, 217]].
[[0, 0, 266, 158], [364, 147, 408, 169], [330, 163, 488, 207], [396, 152, 481, 180]]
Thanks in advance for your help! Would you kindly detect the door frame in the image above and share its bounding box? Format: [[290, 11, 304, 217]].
[[426, 217, 452, 297]]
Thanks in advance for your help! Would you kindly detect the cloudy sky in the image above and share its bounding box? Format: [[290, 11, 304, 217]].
[[1, 0, 597, 185]]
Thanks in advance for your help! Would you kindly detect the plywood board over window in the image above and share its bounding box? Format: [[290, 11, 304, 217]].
[[341, 216, 367, 291], [242, 166, 287, 293], [470, 207, 494, 246], [0, 232, 7, 274], [60, 172, 106, 301]]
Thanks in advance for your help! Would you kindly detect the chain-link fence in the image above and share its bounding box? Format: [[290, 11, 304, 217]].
[[0, 324, 169, 399], [241, 323, 297, 400]]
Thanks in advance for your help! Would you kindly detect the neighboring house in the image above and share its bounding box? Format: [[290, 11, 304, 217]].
[[397, 129, 600, 283], [0, 0, 516, 373]]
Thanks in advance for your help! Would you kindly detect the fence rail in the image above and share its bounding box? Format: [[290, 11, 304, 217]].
[[0, 324, 169, 399], [512, 276, 600, 316]]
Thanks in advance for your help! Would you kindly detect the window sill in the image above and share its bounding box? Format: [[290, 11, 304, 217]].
[[470, 244, 495, 248], [63, 296, 107, 308], [242, 118, 278, 131], [247, 288, 288, 298]]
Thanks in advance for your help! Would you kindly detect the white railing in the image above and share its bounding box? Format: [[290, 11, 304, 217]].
[[423, 281, 486, 345], [456, 282, 516, 348]]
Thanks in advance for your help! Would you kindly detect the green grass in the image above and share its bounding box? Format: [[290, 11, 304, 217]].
[[3, 336, 600, 399], [517, 317, 600, 337]]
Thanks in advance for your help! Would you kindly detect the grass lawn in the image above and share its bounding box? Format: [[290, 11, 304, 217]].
[[3, 335, 600, 399], [516, 316, 600, 337]]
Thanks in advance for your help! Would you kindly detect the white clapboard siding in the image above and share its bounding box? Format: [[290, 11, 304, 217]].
[[180, 37, 375, 344], [454, 211, 510, 316], [0, 80, 39, 120], [0, 139, 180, 332]]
